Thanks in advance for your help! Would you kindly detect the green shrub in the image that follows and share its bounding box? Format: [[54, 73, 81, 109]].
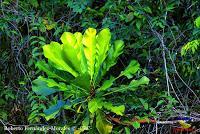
[[32, 28, 149, 133]]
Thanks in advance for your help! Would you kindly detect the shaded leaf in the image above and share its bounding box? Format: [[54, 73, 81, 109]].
[[36, 61, 67, 81], [129, 76, 150, 90], [74, 115, 89, 133], [121, 60, 140, 79], [30, 0, 39, 8], [71, 73, 90, 90], [32, 77, 58, 96], [104, 76, 149, 94], [103, 102, 125, 116], [38, 76, 67, 91], [96, 110, 112, 134], [139, 98, 148, 110], [98, 76, 115, 91], [44, 100, 65, 121], [126, 12, 134, 22], [102, 40, 124, 78]]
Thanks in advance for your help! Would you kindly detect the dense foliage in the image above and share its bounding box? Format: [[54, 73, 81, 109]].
[[0, 0, 199, 133]]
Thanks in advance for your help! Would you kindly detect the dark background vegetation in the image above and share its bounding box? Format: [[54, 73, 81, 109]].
[[0, 0, 200, 133]]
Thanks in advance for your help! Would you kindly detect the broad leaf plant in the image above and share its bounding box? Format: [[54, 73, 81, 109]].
[[32, 28, 149, 133]]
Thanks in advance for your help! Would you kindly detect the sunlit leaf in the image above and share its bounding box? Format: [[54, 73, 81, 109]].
[[132, 121, 140, 129], [43, 41, 78, 77], [88, 98, 103, 113], [125, 127, 131, 134], [61, 32, 83, 73], [95, 28, 111, 79], [83, 28, 97, 80], [195, 16, 200, 28]]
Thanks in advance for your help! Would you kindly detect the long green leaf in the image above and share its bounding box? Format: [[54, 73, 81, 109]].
[[121, 60, 140, 79], [103, 76, 150, 95], [101, 40, 124, 78], [95, 28, 111, 79], [96, 110, 112, 134], [74, 32, 88, 74], [82, 28, 97, 80]]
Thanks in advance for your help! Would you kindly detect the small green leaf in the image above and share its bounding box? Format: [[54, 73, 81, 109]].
[[102, 76, 149, 95], [75, 115, 90, 133], [103, 102, 125, 116], [129, 76, 150, 90], [157, 100, 164, 106], [0, 99, 6, 105], [139, 98, 148, 110], [98, 76, 115, 91], [125, 127, 131, 134], [38, 76, 67, 91], [122, 60, 140, 79], [126, 12, 134, 22], [195, 16, 200, 28], [0, 111, 8, 120], [136, 21, 142, 30], [30, 0, 39, 8], [132, 121, 140, 129], [39, 24, 46, 32], [143, 7, 152, 13]]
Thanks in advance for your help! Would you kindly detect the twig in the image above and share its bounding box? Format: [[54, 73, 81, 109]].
[[0, 119, 12, 134]]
